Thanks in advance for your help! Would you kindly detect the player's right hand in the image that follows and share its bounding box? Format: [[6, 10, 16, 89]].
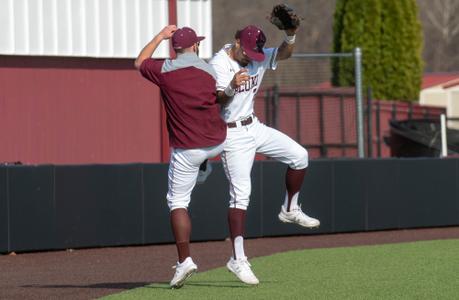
[[159, 25, 177, 40], [231, 69, 250, 89]]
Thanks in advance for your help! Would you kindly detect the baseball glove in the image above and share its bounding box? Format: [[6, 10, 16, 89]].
[[269, 4, 302, 30]]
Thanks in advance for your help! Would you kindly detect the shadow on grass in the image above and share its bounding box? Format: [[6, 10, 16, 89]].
[[21, 282, 152, 290], [23, 279, 274, 292], [185, 281, 258, 288], [147, 280, 272, 289]]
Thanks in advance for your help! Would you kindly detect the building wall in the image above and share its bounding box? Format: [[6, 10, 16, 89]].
[[0, 0, 213, 164], [0, 0, 213, 59], [0, 56, 163, 164]]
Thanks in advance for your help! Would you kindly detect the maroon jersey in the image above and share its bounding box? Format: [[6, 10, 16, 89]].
[[140, 53, 226, 149]]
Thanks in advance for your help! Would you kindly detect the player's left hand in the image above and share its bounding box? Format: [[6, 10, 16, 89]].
[[285, 27, 298, 36], [268, 4, 302, 33]]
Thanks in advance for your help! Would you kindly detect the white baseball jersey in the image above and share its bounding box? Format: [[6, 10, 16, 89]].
[[209, 43, 308, 210], [209, 44, 278, 123]]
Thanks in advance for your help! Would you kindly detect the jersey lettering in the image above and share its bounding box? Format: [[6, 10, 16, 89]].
[[235, 74, 259, 94], [210, 45, 277, 122]]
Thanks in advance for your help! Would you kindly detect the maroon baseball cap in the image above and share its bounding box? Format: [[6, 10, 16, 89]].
[[172, 27, 205, 49], [236, 25, 266, 62]]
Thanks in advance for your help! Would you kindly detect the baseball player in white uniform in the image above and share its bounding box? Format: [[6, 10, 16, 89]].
[[208, 24, 320, 285]]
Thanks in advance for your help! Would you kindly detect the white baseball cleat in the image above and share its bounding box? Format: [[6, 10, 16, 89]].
[[278, 205, 320, 228], [170, 257, 198, 289], [196, 160, 213, 184], [226, 256, 259, 285]]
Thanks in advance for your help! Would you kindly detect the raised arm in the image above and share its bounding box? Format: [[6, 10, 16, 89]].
[[276, 27, 298, 61], [268, 3, 302, 61], [134, 25, 177, 69]]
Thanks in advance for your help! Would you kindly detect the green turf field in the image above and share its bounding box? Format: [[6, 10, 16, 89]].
[[102, 239, 459, 300]]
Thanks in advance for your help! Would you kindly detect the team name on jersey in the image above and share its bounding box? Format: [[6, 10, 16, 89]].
[[235, 74, 259, 94]]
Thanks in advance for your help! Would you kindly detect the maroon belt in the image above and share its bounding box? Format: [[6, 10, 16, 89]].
[[227, 116, 253, 128]]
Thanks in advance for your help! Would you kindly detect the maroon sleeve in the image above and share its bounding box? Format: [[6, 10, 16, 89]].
[[139, 58, 165, 86]]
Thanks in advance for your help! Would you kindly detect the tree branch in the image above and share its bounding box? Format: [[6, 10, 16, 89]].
[[424, 6, 443, 33]]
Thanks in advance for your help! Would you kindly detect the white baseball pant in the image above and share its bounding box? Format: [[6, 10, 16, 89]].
[[167, 143, 225, 210], [221, 116, 308, 210]]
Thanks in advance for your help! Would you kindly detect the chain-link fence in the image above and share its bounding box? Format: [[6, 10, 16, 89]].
[[255, 49, 365, 159], [252, 49, 453, 159]]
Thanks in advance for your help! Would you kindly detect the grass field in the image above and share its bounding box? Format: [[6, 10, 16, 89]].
[[102, 239, 459, 300]]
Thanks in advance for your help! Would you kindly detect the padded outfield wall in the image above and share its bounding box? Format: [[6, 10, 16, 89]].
[[1, 158, 458, 253]]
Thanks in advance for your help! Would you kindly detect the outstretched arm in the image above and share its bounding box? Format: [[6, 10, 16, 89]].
[[134, 25, 177, 69]]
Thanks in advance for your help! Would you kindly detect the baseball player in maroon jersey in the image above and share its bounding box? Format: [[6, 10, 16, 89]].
[[135, 25, 226, 288], [208, 24, 320, 285]]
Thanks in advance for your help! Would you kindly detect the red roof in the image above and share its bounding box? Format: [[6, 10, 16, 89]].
[[422, 73, 459, 89]]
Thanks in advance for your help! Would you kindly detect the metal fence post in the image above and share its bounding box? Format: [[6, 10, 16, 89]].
[[376, 101, 381, 157], [265, 88, 271, 125], [340, 95, 346, 156], [296, 93, 301, 142], [354, 47, 365, 158], [272, 85, 279, 129], [319, 94, 327, 157], [367, 86, 373, 158]]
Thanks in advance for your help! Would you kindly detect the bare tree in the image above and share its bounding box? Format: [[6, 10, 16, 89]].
[[418, 0, 459, 71], [423, 0, 459, 44]]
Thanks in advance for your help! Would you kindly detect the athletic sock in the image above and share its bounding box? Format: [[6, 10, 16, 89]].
[[234, 236, 246, 259], [170, 208, 191, 263], [284, 167, 306, 212], [283, 191, 299, 212], [228, 208, 246, 259]]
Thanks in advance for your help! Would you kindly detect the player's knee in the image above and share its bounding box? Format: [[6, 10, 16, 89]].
[[229, 198, 249, 210], [291, 147, 308, 169], [169, 205, 188, 212], [167, 197, 191, 211]]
